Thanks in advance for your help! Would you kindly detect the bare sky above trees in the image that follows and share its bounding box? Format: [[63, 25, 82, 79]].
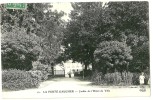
[[51, 2, 73, 21], [51, 2, 108, 21]]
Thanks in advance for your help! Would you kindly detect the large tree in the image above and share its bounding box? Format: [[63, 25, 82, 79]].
[[1, 3, 64, 72], [38, 9, 65, 76], [106, 2, 149, 38], [105, 2, 149, 72], [63, 2, 108, 72], [1, 26, 40, 70], [63, 1, 149, 73], [94, 41, 133, 74]]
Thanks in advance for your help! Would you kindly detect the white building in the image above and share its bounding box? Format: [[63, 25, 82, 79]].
[[54, 60, 83, 77]]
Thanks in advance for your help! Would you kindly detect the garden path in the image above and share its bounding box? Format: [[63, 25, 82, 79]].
[[2, 77, 150, 99]]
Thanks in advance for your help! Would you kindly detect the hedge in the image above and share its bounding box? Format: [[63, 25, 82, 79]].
[[2, 69, 41, 91]]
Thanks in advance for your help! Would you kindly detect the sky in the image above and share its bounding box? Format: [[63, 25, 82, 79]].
[[51, 2, 73, 21], [51, 2, 108, 21]]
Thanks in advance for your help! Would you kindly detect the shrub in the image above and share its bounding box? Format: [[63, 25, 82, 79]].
[[2, 69, 41, 91], [84, 70, 92, 77], [104, 72, 122, 85], [132, 73, 140, 85], [28, 70, 48, 81], [32, 61, 49, 71], [32, 61, 50, 80], [80, 69, 92, 77], [91, 70, 104, 84], [91, 71, 134, 86], [104, 72, 133, 85], [144, 73, 150, 85], [120, 72, 133, 85]]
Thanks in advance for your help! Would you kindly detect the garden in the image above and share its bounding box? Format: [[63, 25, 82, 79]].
[[1, 2, 150, 91]]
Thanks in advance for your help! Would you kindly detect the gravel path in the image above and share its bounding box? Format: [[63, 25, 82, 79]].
[[2, 77, 150, 99]]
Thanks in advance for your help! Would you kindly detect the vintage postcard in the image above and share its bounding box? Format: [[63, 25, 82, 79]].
[[0, 1, 151, 99]]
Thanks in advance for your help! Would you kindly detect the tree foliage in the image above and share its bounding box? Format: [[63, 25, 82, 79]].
[[1, 23, 41, 70], [63, 2, 149, 73], [106, 2, 149, 39], [94, 41, 132, 74], [63, 2, 106, 70], [1, 2, 149, 74], [1, 3, 64, 71]]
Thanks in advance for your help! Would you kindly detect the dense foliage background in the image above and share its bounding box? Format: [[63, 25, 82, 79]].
[[62, 2, 149, 73]]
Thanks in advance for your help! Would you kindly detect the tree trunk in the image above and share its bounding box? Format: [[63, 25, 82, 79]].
[[84, 63, 88, 77], [51, 66, 54, 77], [84, 64, 88, 71], [120, 70, 123, 80], [83, 70, 84, 79], [126, 62, 129, 73], [92, 62, 96, 72]]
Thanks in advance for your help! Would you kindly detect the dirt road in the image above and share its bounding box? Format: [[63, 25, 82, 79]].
[[2, 77, 150, 99]]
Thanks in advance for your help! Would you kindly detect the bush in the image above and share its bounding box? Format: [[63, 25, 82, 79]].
[[144, 73, 150, 85], [132, 73, 140, 85], [91, 71, 150, 86], [32, 61, 49, 71], [28, 70, 48, 81], [2, 69, 41, 91], [121, 72, 133, 85], [79, 70, 92, 77], [104, 72, 133, 85], [91, 70, 103, 84], [103, 72, 122, 85], [91, 71, 134, 86], [32, 61, 50, 80]]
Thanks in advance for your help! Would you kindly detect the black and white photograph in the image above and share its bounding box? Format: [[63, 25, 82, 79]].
[[0, 1, 151, 99]]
